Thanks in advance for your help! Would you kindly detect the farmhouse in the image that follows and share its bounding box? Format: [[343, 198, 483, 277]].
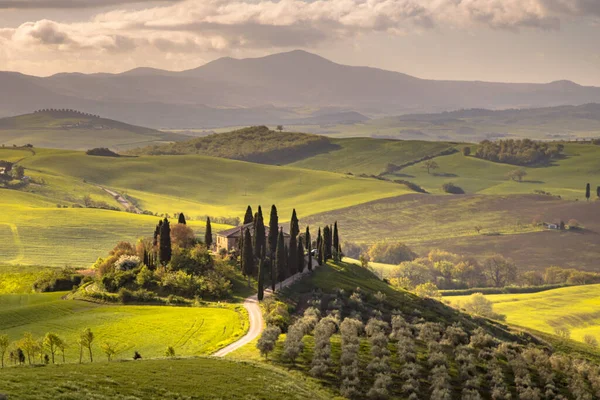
[[216, 223, 290, 252]]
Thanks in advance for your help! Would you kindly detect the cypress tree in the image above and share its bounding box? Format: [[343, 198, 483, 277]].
[[323, 225, 332, 261], [316, 227, 323, 266], [143, 249, 149, 267], [586, 183, 591, 201], [159, 218, 172, 265], [276, 230, 287, 286], [333, 221, 340, 254], [153, 220, 162, 247], [257, 259, 265, 301], [178, 213, 186, 225], [290, 209, 300, 239], [253, 206, 266, 259], [288, 234, 298, 276], [268, 205, 279, 256], [270, 256, 276, 292], [205, 217, 213, 248], [244, 206, 254, 225], [597, 186, 600, 198], [306, 226, 313, 271], [297, 239, 305, 273], [242, 228, 255, 279]]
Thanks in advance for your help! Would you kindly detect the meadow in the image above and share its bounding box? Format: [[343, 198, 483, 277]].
[[0, 357, 328, 399], [445, 284, 600, 343], [0, 292, 247, 360]]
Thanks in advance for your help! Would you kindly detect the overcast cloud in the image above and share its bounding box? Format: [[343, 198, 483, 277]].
[[0, 0, 598, 79]]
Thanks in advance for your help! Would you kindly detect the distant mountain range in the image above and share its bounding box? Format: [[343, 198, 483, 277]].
[[3, 50, 600, 129]]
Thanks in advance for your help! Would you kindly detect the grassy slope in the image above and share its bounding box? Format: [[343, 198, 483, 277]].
[[290, 137, 452, 175], [0, 111, 186, 151], [0, 357, 327, 400], [0, 292, 247, 360], [446, 284, 600, 343], [394, 143, 600, 200], [19, 149, 409, 219]]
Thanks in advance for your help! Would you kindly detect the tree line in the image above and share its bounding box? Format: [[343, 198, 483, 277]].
[[474, 139, 564, 166]]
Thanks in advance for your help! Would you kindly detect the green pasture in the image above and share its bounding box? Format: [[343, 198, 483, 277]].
[[446, 284, 600, 342], [394, 143, 600, 200], [18, 148, 409, 218], [0, 357, 327, 400], [0, 292, 247, 360], [290, 137, 452, 175]]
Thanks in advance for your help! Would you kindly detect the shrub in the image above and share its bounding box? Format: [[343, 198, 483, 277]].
[[86, 148, 119, 157], [584, 334, 598, 348], [114, 255, 141, 271], [33, 268, 84, 292], [462, 146, 471, 156], [414, 282, 441, 298], [367, 241, 417, 264], [442, 182, 465, 194], [460, 293, 505, 320]]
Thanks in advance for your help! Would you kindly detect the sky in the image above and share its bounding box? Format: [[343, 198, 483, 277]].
[[0, 0, 599, 85]]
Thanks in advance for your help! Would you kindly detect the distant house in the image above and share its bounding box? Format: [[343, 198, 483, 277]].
[[545, 223, 559, 230], [216, 222, 290, 252]]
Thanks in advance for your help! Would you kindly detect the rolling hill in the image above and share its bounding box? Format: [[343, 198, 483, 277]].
[[3, 50, 600, 128], [0, 110, 186, 151]]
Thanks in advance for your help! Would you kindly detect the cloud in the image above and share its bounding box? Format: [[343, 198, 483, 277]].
[[1, 0, 598, 75], [0, 0, 183, 9]]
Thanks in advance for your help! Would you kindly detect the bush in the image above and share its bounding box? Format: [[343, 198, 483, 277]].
[[33, 268, 84, 292], [460, 293, 505, 320], [414, 282, 441, 298], [86, 148, 120, 157], [462, 146, 471, 156], [367, 241, 417, 264], [442, 182, 465, 194]]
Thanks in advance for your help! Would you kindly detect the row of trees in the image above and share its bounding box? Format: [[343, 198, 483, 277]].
[[474, 139, 564, 166], [237, 205, 341, 300]]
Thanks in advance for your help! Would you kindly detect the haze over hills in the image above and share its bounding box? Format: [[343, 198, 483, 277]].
[[3, 50, 600, 129]]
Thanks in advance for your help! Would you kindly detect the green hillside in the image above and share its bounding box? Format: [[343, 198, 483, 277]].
[[446, 284, 600, 343], [0, 110, 186, 151], [128, 125, 338, 164], [0, 357, 327, 399], [0, 292, 246, 360], [18, 148, 410, 219]]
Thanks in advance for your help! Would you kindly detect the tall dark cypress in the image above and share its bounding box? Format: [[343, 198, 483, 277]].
[[205, 217, 213, 248], [143, 249, 149, 267], [253, 206, 266, 259], [288, 234, 298, 276], [290, 209, 299, 239], [257, 259, 265, 301], [333, 221, 340, 255], [323, 225, 332, 261], [153, 220, 162, 247], [297, 239, 305, 274], [306, 226, 312, 271], [268, 205, 279, 256], [316, 227, 323, 266], [244, 206, 254, 225], [242, 228, 255, 278], [597, 186, 600, 198], [178, 213, 186, 225], [586, 183, 591, 201], [276, 230, 287, 285], [270, 256, 276, 292], [159, 218, 172, 265]]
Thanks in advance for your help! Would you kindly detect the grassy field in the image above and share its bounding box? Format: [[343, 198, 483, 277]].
[[305, 193, 600, 271], [393, 143, 600, 200], [18, 148, 409, 219], [0, 357, 328, 399], [289, 137, 452, 175], [0, 111, 186, 151], [445, 284, 600, 343], [0, 292, 247, 360]]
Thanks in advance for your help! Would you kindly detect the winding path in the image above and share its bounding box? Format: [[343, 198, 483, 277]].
[[212, 258, 318, 357]]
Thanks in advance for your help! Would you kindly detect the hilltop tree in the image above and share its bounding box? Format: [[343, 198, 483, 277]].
[[79, 328, 94, 363], [159, 218, 172, 265], [257, 258, 265, 300], [242, 228, 255, 282], [268, 205, 279, 256], [178, 213, 187, 225], [422, 160, 439, 174], [507, 169, 527, 182], [0, 334, 9, 368], [462, 146, 471, 156], [306, 226, 312, 271], [297, 239, 305, 274], [43, 333, 64, 364], [316, 227, 323, 266], [333, 221, 340, 256], [290, 209, 300, 239], [276, 229, 287, 286], [253, 206, 266, 259], [244, 205, 254, 225], [205, 217, 213, 248], [276, 125, 284, 132], [289, 233, 298, 276], [586, 183, 591, 201]]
